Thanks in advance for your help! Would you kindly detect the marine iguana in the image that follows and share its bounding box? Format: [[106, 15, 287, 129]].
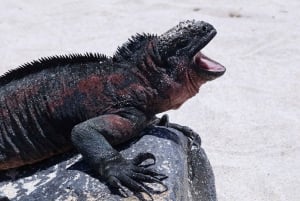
[[0, 20, 225, 199]]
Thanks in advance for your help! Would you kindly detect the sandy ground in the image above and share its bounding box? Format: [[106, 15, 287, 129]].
[[0, 0, 299, 200]]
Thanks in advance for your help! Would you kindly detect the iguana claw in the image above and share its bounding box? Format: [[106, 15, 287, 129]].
[[103, 153, 167, 200], [132, 152, 156, 167]]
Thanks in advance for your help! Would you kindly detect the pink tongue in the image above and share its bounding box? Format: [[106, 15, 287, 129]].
[[195, 53, 225, 72]]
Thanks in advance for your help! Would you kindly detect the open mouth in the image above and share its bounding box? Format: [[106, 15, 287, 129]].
[[192, 30, 226, 78]]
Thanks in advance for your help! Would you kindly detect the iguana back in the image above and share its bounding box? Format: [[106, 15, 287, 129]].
[[0, 53, 141, 169]]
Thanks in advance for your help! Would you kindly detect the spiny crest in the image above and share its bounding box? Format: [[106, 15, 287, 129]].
[[113, 33, 157, 61], [0, 53, 108, 86]]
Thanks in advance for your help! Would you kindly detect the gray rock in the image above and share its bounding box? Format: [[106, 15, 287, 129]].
[[0, 126, 216, 201]]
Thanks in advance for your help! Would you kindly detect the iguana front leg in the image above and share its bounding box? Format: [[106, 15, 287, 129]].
[[71, 108, 167, 199]]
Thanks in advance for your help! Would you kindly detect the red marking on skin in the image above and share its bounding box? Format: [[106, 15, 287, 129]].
[[47, 89, 74, 113], [45, 76, 101, 117], [74, 75, 113, 117], [108, 74, 148, 100], [168, 69, 206, 110], [152, 61, 208, 112], [107, 74, 125, 85], [100, 115, 134, 145], [78, 75, 104, 94], [186, 68, 207, 93], [130, 84, 146, 92], [46, 77, 76, 113], [0, 108, 8, 119], [115, 83, 154, 108]]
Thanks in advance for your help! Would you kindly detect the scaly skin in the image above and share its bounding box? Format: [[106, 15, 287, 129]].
[[0, 20, 225, 199]]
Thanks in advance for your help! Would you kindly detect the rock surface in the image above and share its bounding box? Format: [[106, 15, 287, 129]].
[[0, 126, 216, 201]]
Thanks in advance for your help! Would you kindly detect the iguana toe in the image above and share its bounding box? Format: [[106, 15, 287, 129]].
[[132, 152, 156, 167]]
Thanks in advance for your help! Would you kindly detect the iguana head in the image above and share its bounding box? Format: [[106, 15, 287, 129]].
[[157, 20, 226, 81], [113, 20, 226, 111]]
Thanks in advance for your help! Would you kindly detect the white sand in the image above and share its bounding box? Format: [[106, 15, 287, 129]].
[[0, 0, 299, 200]]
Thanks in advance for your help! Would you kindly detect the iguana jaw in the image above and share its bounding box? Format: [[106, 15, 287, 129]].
[[193, 51, 226, 80], [157, 20, 225, 80], [190, 29, 226, 80]]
